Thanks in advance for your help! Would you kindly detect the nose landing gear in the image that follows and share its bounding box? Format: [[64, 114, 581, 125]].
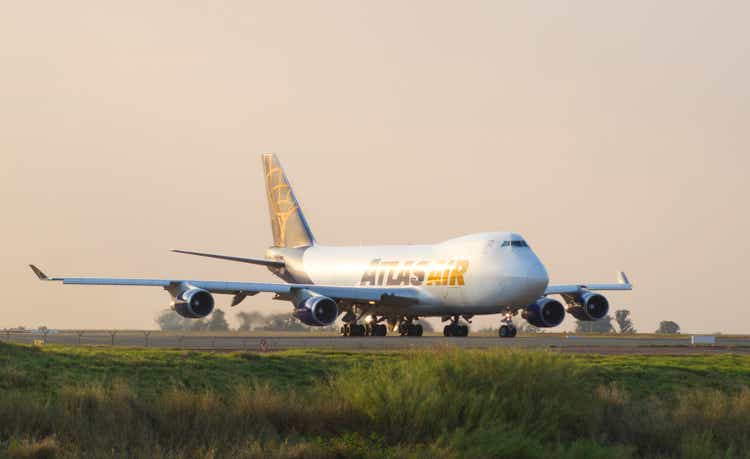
[[498, 309, 518, 338]]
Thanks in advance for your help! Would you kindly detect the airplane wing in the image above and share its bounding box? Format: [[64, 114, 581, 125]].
[[170, 249, 285, 268], [29, 265, 421, 307], [544, 271, 632, 295]]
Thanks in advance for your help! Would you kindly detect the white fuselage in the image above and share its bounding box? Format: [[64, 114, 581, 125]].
[[270, 232, 549, 316]]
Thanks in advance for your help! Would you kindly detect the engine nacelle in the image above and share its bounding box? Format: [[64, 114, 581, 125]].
[[522, 298, 566, 328], [291, 289, 339, 327], [564, 291, 609, 321], [172, 288, 215, 319]]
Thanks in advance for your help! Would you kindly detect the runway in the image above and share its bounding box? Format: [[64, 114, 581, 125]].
[[4, 331, 750, 354]]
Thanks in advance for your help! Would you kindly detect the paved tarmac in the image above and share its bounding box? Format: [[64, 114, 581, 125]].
[[4, 331, 750, 354]]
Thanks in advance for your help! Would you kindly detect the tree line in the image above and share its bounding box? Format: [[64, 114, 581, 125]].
[[155, 307, 682, 334], [509, 309, 680, 335], [154, 308, 337, 332]]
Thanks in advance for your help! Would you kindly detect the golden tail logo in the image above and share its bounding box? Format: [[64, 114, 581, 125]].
[[262, 153, 316, 248]]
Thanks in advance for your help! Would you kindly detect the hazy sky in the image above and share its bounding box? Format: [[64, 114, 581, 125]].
[[2, 1, 748, 333]]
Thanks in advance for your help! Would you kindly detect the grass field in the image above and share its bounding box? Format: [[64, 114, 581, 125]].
[[2, 342, 750, 458]]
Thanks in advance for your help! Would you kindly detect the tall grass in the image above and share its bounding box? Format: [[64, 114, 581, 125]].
[[2, 346, 750, 457]]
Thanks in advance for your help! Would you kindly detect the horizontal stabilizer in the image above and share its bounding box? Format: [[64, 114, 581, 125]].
[[29, 264, 49, 280], [171, 250, 285, 268]]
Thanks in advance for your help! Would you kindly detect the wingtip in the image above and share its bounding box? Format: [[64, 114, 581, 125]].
[[29, 264, 49, 280], [617, 271, 631, 286]]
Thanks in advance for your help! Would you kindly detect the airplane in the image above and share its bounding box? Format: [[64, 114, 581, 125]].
[[30, 153, 632, 338]]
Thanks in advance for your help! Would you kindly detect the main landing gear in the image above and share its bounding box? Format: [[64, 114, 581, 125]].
[[340, 315, 388, 337], [498, 309, 517, 338], [341, 322, 388, 337], [341, 315, 426, 337], [397, 320, 423, 337], [341, 323, 366, 337], [443, 316, 469, 337]]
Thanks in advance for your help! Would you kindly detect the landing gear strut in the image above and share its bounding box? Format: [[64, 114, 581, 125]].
[[498, 309, 517, 338], [443, 316, 469, 337]]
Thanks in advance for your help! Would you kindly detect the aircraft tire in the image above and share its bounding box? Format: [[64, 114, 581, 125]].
[[351, 324, 366, 336], [443, 325, 453, 337], [499, 325, 510, 338], [406, 324, 423, 337], [509, 326, 517, 338]]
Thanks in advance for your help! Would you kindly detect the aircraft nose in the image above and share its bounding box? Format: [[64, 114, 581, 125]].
[[524, 257, 549, 294], [503, 251, 549, 302]]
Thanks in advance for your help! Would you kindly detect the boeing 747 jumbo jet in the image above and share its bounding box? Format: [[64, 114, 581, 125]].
[[31, 154, 632, 337]]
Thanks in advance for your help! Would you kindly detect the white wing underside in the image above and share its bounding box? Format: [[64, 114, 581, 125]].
[[29, 265, 421, 307], [544, 271, 632, 295]]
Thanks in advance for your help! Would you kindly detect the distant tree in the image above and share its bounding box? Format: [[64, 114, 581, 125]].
[[190, 319, 209, 332], [261, 313, 306, 331], [236, 311, 265, 331], [656, 321, 680, 334], [207, 309, 230, 332], [156, 309, 189, 331], [614, 310, 636, 334], [514, 320, 542, 334], [575, 315, 615, 333]]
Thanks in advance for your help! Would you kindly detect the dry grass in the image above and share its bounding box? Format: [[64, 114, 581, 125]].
[[3, 343, 750, 457]]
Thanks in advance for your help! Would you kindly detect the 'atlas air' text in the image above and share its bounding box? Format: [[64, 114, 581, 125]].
[[359, 259, 470, 287]]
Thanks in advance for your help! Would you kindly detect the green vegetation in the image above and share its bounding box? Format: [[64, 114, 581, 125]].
[[2, 343, 750, 458]]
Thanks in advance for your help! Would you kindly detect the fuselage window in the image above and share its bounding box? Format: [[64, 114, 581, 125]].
[[502, 240, 528, 248]]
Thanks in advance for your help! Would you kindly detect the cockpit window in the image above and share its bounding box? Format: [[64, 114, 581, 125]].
[[501, 240, 528, 248]]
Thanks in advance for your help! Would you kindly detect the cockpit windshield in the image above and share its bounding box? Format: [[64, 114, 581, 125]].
[[501, 240, 528, 248]]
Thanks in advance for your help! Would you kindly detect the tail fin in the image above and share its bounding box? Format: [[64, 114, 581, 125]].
[[262, 153, 316, 248]]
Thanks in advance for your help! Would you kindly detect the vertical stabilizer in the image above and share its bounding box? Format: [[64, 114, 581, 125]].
[[262, 153, 316, 248]]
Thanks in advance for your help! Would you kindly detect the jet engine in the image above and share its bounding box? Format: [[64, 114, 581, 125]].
[[563, 291, 609, 321], [522, 298, 566, 328], [172, 288, 215, 318], [291, 289, 339, 326]]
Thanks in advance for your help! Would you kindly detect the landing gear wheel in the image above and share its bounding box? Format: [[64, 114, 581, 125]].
[[399, 322, 424, 337], [497, 308, 517, 338], [408, 324, 423, 337], [342, 323, 365, 337], [499, 325, 517, 338], [369, 324, 387, 336], [444, 324, 468, 337]]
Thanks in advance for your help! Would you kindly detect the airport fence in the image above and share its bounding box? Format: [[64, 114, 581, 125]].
[[0, 330, 286, 351], [1, 330, 743, 352]]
